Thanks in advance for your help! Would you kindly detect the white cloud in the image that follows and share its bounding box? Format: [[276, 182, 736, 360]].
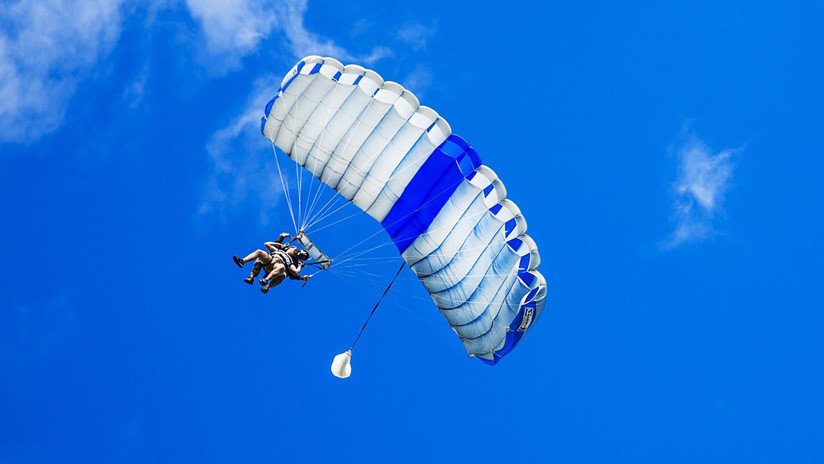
[[198, 76, 283, 225], [122, 62, 150, 109], [186, 0, 391, 69], [663, 129, 738, 248], [275, 0, 392, 64], [0, 0, 391, 146], [0, 0, 124, 144], [403, 64, 433, 97], [197, 0, 394, 222], [185, 0, 277, 57], [350, 18, 370, 38], [397, 21, 436, 50], [277, 0, 350, 59]]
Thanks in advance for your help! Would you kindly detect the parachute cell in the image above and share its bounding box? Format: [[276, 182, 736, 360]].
[[261, 56, 547, 364]]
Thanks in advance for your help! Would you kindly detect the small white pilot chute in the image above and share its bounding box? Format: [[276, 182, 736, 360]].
[[328, 263, 406, 378], [331, 350, 352, 378]]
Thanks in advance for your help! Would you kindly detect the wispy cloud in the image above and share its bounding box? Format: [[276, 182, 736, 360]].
[[395, 21, 437, 96], [662, 128, 739, 248], [198, 76, 283, 225], [1, 0, 391, 146], [197, 0, 392, 222], [277, 0, 392, 64], [403, 64, 433, 97], [397, 20, 436, 51], [121, 62, 151, 109], [0, 0, 124, 144], [350, 18, 370, 38], [185, 0, 278, 71], [186, 0, 391, 71]]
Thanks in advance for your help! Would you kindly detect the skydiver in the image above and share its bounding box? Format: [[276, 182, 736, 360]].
[[258, 246, 311, 293], [233, 232, 290, 283], [232, 233, 311, 293]]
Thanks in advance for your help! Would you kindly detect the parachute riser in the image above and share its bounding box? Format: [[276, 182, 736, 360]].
[[331, 261, 405, 378], [348, 261, 406, 351], [289, 230, 333, 270]]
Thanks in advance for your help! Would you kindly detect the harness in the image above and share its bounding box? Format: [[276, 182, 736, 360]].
[[271, 231, 330, 287], [270, 249, 294, 267]]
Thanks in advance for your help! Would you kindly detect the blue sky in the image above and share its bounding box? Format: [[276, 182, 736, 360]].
[[2, 1, 823, 462]]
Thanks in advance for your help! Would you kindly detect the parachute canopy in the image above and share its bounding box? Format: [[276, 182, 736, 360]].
[[261, 56, 547, 364]]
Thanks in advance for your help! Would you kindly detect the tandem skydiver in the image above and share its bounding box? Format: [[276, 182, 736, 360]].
[[233, 232, 311, 293]]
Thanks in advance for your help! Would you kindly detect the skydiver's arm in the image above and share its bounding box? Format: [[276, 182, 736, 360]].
[[275, 232, 291, 244], [288, 264, 311, 284], [264, 242, 285, 252], [286, 263, 304, 279]]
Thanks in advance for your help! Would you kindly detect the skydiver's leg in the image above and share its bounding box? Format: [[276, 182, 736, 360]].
[[243, 260, 266, 284], [264, 263, 286, 280], [258, 263, 274, 283], [234, 249, 270, 268], [260, 264, 287, 294], [269, 274, 287, 288], [243, 250, 270, 263], [261, 274, 287, 293]]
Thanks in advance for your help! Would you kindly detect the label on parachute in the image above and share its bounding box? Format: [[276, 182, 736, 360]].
[[517, 307, 534, 332]]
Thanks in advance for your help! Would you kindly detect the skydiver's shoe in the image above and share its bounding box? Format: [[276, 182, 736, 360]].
[[243, 277, 254, 285], [260, 286, 270, 294], [233, 256, 244, 268], [259, 279, 268, 286]]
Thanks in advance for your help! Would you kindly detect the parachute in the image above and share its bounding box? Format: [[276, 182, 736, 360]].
[[260, 56, 547, 364]]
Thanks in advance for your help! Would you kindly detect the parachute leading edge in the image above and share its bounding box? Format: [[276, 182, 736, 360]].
[[260, 56, 547, 364]]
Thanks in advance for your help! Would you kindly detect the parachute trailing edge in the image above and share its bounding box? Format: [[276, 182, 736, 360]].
[[260, 56, 547, 364]]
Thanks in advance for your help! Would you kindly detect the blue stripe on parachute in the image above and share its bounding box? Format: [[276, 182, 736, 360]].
[[279, 60, 305, 93], [264, 96, 276, 118], [505, 218, 516, 236], [478, 295, 539, 366], [260, 59, 308, 134], [381, 135, 482, 253]]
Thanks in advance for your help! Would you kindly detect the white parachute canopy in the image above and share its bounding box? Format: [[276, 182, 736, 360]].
[[262, 56, 547, 366], [331, 350, 352, 378]]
